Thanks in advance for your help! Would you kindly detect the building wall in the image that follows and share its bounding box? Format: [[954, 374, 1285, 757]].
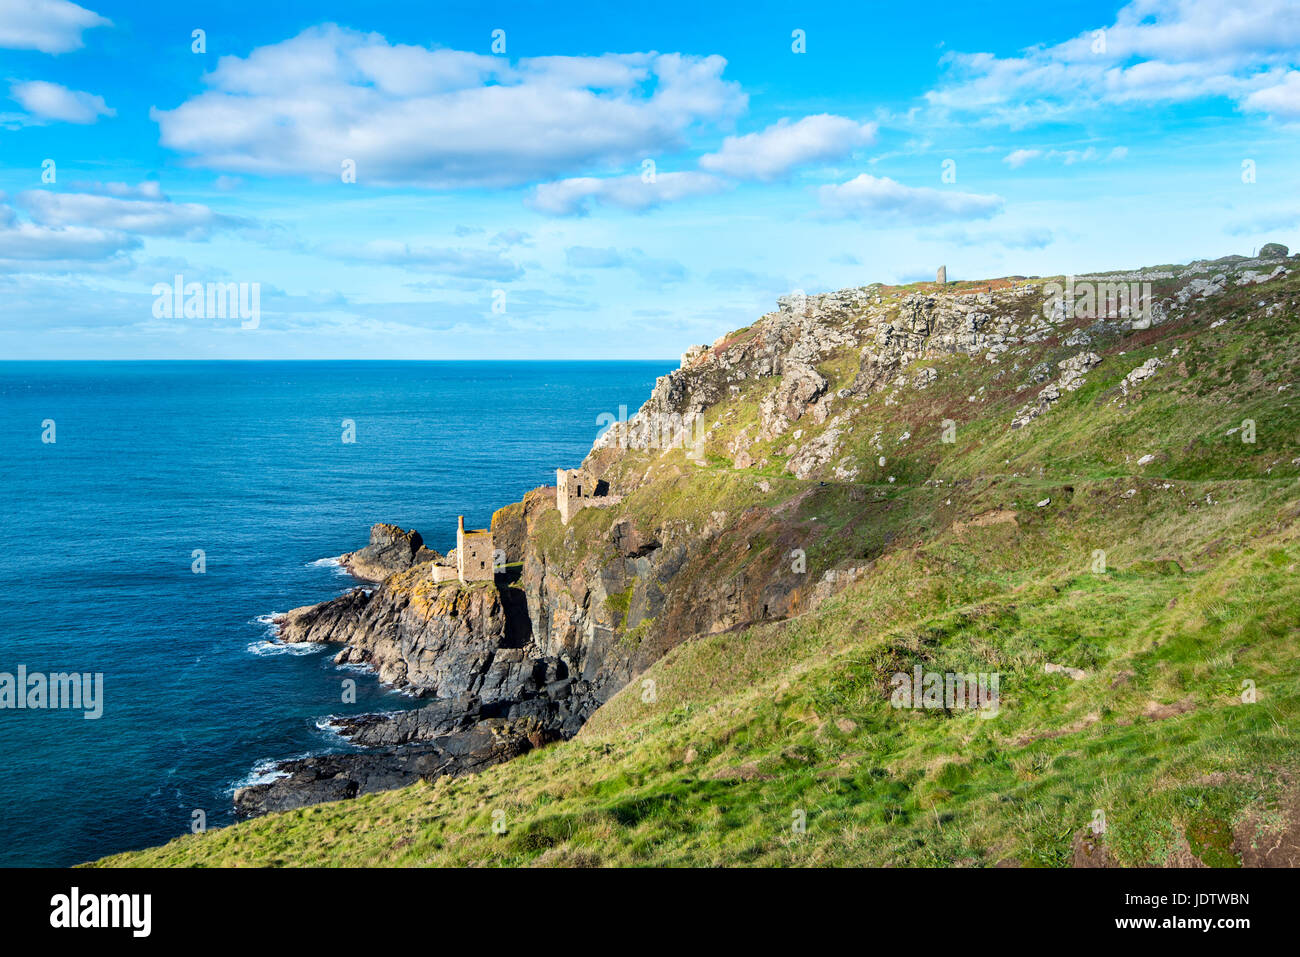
[[457, 527, 495, 582], [557, 467, 593, 525]]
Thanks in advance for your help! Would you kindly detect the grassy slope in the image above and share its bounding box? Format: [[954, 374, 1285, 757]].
[[99, 265, 1300, 867]]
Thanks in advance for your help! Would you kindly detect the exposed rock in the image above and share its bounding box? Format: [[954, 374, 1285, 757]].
[[1121, 357, 1164, 396], [1044, 662, 1087, 680], [233, 718, 544, 816], [339, 523, 433, 582], [1012, 352, 1101, 428], [759, 365, 828, 438]]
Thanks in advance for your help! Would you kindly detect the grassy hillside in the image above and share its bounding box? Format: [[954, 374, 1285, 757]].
[[98, 261, 1300, 867]]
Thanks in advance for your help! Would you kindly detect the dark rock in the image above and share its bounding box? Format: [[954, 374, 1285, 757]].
[[339, 523, 431, 582], [610, 519, 660, 558], [1259, 242, 1290, 259], [233, 718, 540, 816]]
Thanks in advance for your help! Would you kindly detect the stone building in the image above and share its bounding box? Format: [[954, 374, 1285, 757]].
[[429, 559, 459, 583], [556, 467, 621, 524], [455, 515, 494, 582]]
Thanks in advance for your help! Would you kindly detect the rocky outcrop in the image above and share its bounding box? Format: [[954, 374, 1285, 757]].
[[339, 523, 437, 581], [233, 717, 544, 816], [1012, 352, 1102, 429], [250, 541, 617, 814], [759, 365, 828, 438]]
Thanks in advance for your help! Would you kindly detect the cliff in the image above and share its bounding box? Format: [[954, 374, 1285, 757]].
[[187, 246, 1300, 865]]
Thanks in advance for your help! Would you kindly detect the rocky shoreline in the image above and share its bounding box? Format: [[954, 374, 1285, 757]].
[[234, 517, 622, 815]]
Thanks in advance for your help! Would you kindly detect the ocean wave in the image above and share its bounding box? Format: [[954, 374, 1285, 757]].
[[333, 660, 375, 675], [246, 638, 327, 657], [315, 714, 343, 731], [226, 754, 313, 794], [307, 556, 351, 577]]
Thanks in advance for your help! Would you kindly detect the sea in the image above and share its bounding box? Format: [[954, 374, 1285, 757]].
[[0, 360, 671, 867]]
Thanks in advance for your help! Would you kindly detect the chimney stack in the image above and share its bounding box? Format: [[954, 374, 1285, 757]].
[[458, 515, 465, 534], [937, 265, 947, 284]]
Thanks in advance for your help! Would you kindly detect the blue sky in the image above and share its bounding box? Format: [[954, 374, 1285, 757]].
[[1, 0, 1297, 358]]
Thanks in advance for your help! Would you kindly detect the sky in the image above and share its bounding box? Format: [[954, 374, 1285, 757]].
[[0, 0, 1297, 359]]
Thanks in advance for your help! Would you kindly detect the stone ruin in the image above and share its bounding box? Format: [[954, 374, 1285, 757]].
[[556, 467, 620, 524], [429, 515, 495, 584]]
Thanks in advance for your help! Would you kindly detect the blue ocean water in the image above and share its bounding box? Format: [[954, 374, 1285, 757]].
[[0, 360, 670, 867]]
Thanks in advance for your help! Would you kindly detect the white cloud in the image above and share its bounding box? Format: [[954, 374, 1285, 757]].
[[528, 170, 727, 216], [152, 25, 746, 188], [0, 218, 135, 262], [1003, 149, 1042, 168], [0, 0, 109, 53], [927, 0, 1300, 124], [11, 80, 113, 123], [1243, 70, 1300, 119], [19, 183, 248, 238], [1003, 146, 1127, 167], [699, 114, 877, 180], [818, 174, 1003, 223]]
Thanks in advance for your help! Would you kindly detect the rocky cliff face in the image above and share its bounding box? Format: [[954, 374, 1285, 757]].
[[239, 245, 1295, 816], [237, 555, 604, 816]]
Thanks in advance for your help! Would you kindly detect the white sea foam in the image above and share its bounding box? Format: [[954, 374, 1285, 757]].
[[246, 638, 326, 657], [334, 660, 374, 675], [227, 754, 310, 793], [314, 714, 359, 741], [307, 556, 351, 577]]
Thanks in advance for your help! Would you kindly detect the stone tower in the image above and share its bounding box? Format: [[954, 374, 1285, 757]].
[[937, 265, 947, 284], [556, 467, 591, 524], [455, 514, 494, 583]]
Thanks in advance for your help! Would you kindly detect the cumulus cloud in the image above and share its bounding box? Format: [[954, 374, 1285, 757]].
[[0, 0, 109, 53], [529, 170, 726, 216], [699, 114, 877, 180], [0, 216, 136, 263], [927, 0, 1300, 124], [10, 80, 113, 123], [152, 25, 746, 188], [18, 183, 250, 238], [818, 174, 1003, 223], [1243, 70, 1300, 119]]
